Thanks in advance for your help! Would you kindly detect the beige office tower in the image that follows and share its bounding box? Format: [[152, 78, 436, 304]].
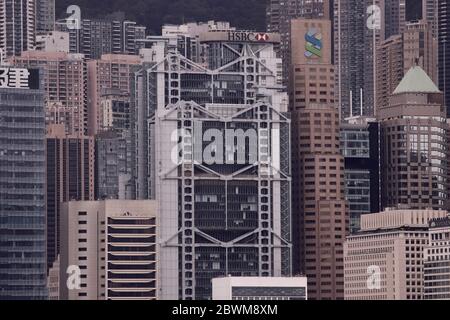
[[423, 0, 438, 38], [344, 209, 448, 300], [266, 0, 330, 84], [379, 65, 448, 210], [290, 18, 349, 300], [11, 51, 87, 135], [424, 216, 450, 300], [59, 200, 158, 300], [376, 20, 438, 111], [87, 54, 141, 135]]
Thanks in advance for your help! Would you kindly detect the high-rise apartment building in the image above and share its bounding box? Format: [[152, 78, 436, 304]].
[[344, 209, 448, 300], [0, 0, 36, 57], [379, 65, 448, 211], [45, 124, 95, 272], [59, 200, 158, 300], [36, 0, 55, 34], [0, 66, 47, 299], [424, 216, 450, 300], [139, 28, 291, 300], [340, 118, 381, 233], [290, 18, 348, 300], [266, 0, 330, 84], [376, 20, 438, 111], [87, 54, 141, 135], [56, 18, 146, 60], [11, 51, 88, 135]]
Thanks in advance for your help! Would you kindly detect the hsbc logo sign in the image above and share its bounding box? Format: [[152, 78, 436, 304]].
[[227, 31, 271, 42], [255, 33, 270, 41]]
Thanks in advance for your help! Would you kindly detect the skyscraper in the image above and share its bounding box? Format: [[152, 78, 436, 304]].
[[36, 0, 55, 34], [59, 200, 158, 300], [0, 0, 36, 57], [141, 28, 291, 300], [45, 124, 95, 272], [379, 65, 448, 210], [437, 0, 450, 116], [340, 118, 381, 233], [266, 0, 330, 84], [334, 0, 385, 119], [422, 0, 438, 37], [87, 54, 141, 135], [385, 0, 406, 38], [56, 18, 146, 60], [290, 18, 349, 300], [376, 20, 438, 111], [0, 65, 47, 299], [11, 51, 88, 135]]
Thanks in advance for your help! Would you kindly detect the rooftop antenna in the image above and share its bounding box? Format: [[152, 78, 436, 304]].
[[360, 88, 363, 117]]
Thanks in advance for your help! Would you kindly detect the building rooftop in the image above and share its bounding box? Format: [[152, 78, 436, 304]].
[[429, 216, 450, 228], [393, 65, 440, 94]]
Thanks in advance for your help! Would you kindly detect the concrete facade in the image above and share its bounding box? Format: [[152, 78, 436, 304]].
[[344, 209, 448, 300], [59, 200, 158, 300]]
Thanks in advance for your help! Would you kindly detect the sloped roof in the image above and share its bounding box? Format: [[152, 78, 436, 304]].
[[393, 66, 440, 94]]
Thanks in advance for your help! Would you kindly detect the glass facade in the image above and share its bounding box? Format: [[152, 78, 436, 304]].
[[382, 117, 448, 210], [341, 122, 381, 233], [0, 83, 47, 299], [148, 36, 290, 299], [344, 170, 371, 231]]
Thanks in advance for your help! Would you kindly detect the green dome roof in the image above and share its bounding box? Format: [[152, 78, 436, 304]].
[[393, 66, 440, 94]]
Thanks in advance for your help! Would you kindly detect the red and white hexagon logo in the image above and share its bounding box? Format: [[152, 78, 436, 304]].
[[255, 33, 269, 42]]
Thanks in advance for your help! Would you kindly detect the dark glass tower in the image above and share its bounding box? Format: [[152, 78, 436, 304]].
[[0, 67, 47, 299], [341, 119, 381, 233]]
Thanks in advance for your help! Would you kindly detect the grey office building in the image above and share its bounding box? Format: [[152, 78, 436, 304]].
[[335, 0, 407, 119], [0, 67, 47, 299]]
